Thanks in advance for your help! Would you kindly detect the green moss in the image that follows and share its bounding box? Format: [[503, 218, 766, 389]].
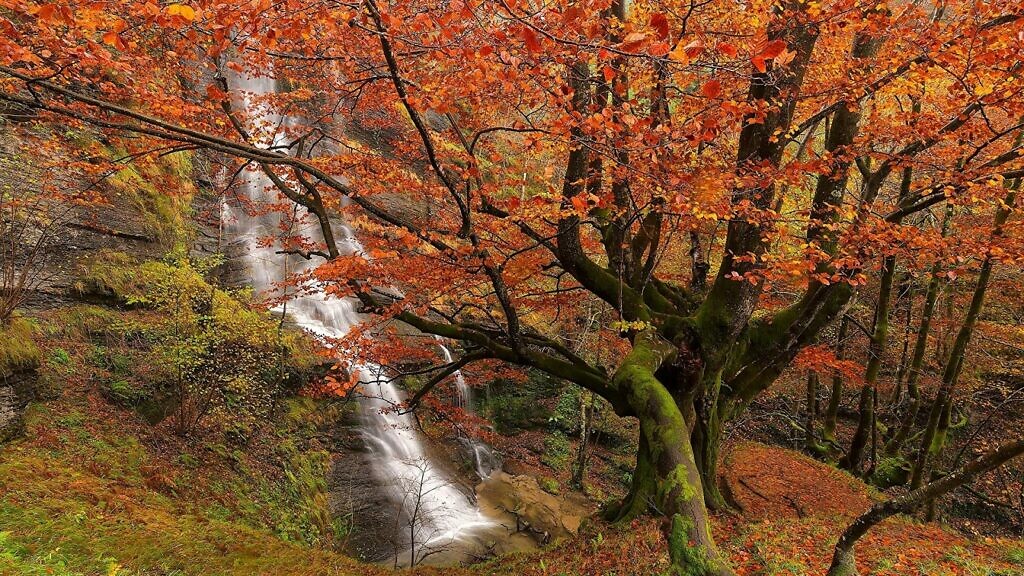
[[667, 514, 714, 576], [106, 149, 195, 246], [47, 305, 122, 341], [539, 476, 561, 495], [0, 316, 40, 373], [870, 456, 910, 489]]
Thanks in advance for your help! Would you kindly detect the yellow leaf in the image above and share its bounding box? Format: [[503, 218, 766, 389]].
[[166, 4, 196, 21]]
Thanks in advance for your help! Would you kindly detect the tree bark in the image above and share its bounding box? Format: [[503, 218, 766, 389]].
[[909, 185, 1017, 491], [822, 315, 850, 447], [844, 253, 896, 474], [883, 210, 947, 457], [805, 370, 820, 451], [571, 390, 595, 490]]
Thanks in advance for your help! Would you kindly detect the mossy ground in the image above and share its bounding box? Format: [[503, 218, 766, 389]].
[[0, 315, 40, 373]]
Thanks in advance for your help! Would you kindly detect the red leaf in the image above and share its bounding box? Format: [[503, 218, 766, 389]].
[[683, 39, 704, 59], [521, 27, 541, 53], [717, 41, 738, 58], [759, 39, 787, 59], [571, 195, 588, 213], [650, 12, 670, 40], [602, 64, 616, 83], [621, 32, 647, 52], [648, 42, 671, 57]]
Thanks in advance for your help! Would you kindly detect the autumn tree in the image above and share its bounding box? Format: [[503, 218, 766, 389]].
[[2, 1, 1023, 574]]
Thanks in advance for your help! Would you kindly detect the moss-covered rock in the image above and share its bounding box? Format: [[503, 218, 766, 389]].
[[0, 316, 40, 443]]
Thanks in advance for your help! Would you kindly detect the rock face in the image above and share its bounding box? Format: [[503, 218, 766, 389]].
[[476, 472, 591, 542], [327, 405, 411, 563], [0, 368, 37, 443]]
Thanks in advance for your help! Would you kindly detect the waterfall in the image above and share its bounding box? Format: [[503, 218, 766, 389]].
[[435, 338, 499, 480], [222, 70, 500, 565]]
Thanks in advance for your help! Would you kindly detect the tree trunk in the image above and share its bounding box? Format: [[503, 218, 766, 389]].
[[844, 254, 896, 474], [909, 181, 1016, 499], [884, 258, 943, 456], [805, 370, 820, 451], [822, 315, 850, 447], [827, 439, 1024, 576], [571, 390, 595, 489], [692, 381, 728, 512], [611, 331, 735, 576]]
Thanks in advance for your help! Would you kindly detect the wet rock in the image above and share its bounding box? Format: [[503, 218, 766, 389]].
[[475, 472, 591, 542]]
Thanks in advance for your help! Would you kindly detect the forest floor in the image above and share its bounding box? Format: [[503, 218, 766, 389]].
[[1, 308, 1023, 576], [3, 394, 1023, 576]]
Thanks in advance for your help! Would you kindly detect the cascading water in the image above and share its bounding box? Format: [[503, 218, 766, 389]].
[[221, 70, 508, 565], [435, 339, 499, 480]]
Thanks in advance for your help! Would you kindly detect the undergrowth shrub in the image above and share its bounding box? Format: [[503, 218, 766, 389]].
[[74, 251, 317, 436]]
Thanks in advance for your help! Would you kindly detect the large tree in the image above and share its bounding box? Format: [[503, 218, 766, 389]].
[[2, 0, 1023, 573]]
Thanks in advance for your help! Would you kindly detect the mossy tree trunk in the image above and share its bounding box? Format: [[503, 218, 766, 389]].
[[610, 330, 735, 576], [884, 236, 945, 456], [843, 254, 896, 474], [822, 315, 850, 448], [909, 185, 1017, 492], [805, 370, 820, 451]]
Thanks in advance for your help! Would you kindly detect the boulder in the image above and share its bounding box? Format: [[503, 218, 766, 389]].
[[476, 472, 590, 541]]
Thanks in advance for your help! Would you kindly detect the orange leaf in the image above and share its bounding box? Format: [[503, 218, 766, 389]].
[[166, 3, 196, 22], [621, 32, 647, 52], [701, 79, 722, 98], [717, 41, 738, 58]]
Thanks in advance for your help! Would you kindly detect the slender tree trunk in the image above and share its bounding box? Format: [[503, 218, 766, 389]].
[[571, 390, 595, 489], [823, 315, 850, 447], [884, 271, 939, 455], [884, 205, 953, 456], [844, 254, 897, 474], [890, 273, 914, 405], [910, 184, 1017, 491], [805, 370, 820, 451], [827, 439, 1024, 576]]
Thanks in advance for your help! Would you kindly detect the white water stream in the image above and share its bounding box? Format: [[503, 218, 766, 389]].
[[221, 71, 503, 564]]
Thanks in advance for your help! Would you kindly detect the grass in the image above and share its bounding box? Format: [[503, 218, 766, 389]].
[[0, 315, 40, 373], [0, 401, 373, 576]]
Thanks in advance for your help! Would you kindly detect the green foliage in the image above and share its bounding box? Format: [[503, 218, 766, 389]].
[[482, 371, 562, 434], [47, 347, 71, 367], [74, 251, 314, 435], [46, 305, 123, 342], [550, 386, 581, 433], [869, 456, 910, 489], [542, 431, 572, 471], [1005, 545, 1024, 565], [0, 315, 40, 373], [538, 476, 561, 495]]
